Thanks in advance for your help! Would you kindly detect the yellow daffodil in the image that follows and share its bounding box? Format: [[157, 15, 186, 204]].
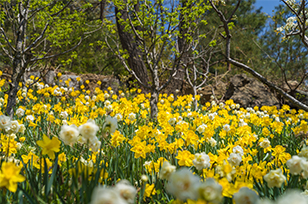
[[37, 134, 61, 160], [0, 162, 25, 192]]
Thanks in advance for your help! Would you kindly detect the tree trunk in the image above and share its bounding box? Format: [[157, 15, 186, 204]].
[[150, 90, 159, 120], [6, 56, 25, 117], [100, 0, 106, 21], [192, 86, 197, 110], [6, 2, 28, 117], [150, 68, 160, 120], [115, 4, 149, 91]]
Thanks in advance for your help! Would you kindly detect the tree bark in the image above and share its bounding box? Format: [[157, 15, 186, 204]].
[[115, 4, 150, 91], [150, 90, 159, 120], [6, 1, 29, 117], [150, 67, 160, 119]]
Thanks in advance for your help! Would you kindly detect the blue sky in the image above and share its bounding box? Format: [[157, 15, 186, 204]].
[[254, 0, 283, 15]]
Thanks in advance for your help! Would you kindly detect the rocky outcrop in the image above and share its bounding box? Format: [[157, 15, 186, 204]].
[[24, 71, 120, 93], [25, 70, 56, 86], [224, 74, 280, 108], [80, 74, 120, 93], [59, 75, 83, 90]]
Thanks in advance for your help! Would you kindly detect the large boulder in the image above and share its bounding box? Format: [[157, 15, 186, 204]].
[[199, 83, 227, 104], [59, 75, 83, 90], [101, 76, 120, 92], [24, 70, 56, 86], [224, 74, 280, 108], [81, 74, 120, 93], [43, 70, 56, 86]]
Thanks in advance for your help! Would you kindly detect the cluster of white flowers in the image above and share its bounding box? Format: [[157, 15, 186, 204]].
[[128, 113, 136, 121], [103, 115, 118, 134], [166, 168, 200, 201], [0, 115, 25, 134], [207, 137, 217, 147], [298, 145, 308, 159], [104, 100, 113, 112], [257, 190, 308, 204], [77, 119, 101, 151], [212, 0, 226, 5], [115, 113, 123, 122], [264, 169, 286, 188], [25, 79, 33, 86], [192, 152, 211, 171], [60, 111, 68, 119], [159, 161, 176, 180], [277, 14, 297, 33], [59, 124, 79, 145], [196, 123, 207, 134], [104, 93, 110, 99], [259, 138, 271, 149], [53, 87, 62, 96], [239, 119, 248, 127], [230, 103, 240, 109], [91, 180, 137, 204], [34, 82, 45, 90], [0, 115, 12, 132], [228, 153, 242, 167], [60, 116, 118, 151], [25, 115, 35, 123], [166, 168, 223, 202], [8, 120, 22, 134], [285, 148, 308, 179], [16, 108, 25, 117], [227, 145, 244, 167], [223, 124, 231, 132], [233, 187, 259, 204], [187, 112, 193, 119], [168, 117, 177, 126], [208, 112, 217, 120], [233, 145, 244, 156]]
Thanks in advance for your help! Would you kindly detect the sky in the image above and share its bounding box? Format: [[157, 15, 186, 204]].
[[254, 0, 283, 15]]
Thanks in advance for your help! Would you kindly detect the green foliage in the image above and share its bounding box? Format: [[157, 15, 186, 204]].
[[108, 0, 211, 71], [0, 0, 105, 74]]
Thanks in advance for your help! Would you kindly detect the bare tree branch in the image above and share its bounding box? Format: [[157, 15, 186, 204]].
[[228, 58, 308, 111], [30, 36, 86, 62], [0, 27, 17, 52], [24, 23, 49, 53]]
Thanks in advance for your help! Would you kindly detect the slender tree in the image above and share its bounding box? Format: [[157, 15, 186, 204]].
[[0, 0, 101, 117], [105, 0, 210, 119]]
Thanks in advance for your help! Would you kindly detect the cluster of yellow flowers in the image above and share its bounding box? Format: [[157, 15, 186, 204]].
[[1, 75, 308, 203]]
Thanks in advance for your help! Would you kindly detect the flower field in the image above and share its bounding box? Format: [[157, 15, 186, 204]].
[[1, 75, 308, 204]]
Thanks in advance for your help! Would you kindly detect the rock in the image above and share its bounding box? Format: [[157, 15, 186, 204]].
[[101, 76, 120, 92], [182, 80, 227, 104], [59, 75, 83, 90], [24, 70, 56, 86], [199, 83, 227, 104], [282, 80, 299, 92], [25, 71, 41, 81], [43, 70, 56, 86], [224, 74, 280, 108], [80, 74, 120, 93]]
